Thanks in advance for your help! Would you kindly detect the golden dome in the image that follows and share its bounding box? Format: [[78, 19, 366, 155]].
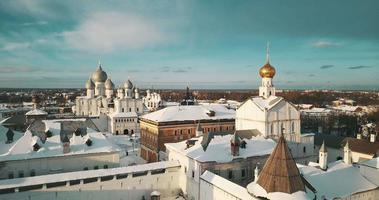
[[259, 62, 276, 78]]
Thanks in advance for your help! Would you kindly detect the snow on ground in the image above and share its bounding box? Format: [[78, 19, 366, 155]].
[[105, 134, 146, 166]]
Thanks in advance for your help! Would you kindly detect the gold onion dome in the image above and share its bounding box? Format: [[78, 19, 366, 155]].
[[259, 42, 276, 78], [259, 62, 276, 78], [92, 62, 108, 82]]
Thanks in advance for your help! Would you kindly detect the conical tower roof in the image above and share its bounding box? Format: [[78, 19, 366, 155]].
[[256, 134, 305, 194], [320, 141, 327, 153]]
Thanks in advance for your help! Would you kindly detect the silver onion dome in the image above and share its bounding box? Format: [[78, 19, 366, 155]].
[[105, 78, 115, 89], [85, 78, 95, 89], [124, 79, 133, 89], [92, 63, 108, 82]]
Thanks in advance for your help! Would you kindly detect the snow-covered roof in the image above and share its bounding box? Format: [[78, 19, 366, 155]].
[[0, 125, 23, 155], [332, 105, 361, 112], [300, 107, 332, 113], [0, 119, 120, 162], [250, 96, 283, 111], [165, 134, 276, 163], [141, 104, 235, 123], [109, 111, 138, 118], [25, 109, 48, 116], [359, 157, 379, 169], [201, 171, 254, 200], [0, 160, 180, 190], [299, 160, 378, 199], [247, 182, 310, 200]]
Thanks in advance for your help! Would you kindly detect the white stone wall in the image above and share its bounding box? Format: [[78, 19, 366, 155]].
[[166, 147, 200, 200], [0, 152, 120, 180], [0, 163, 181, 200]]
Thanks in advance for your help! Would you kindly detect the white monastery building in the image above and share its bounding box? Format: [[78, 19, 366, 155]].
[[74, 62, 144, 135], [0, 119, 120, 180]]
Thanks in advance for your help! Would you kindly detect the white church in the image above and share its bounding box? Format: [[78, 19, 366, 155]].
[[74, 62, 145, 135], [236, 46, 315, 164]]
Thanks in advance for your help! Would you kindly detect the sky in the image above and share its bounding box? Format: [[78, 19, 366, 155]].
[[0, 0, 378, 90]]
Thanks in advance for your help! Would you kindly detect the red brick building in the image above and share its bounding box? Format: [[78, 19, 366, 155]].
[[140, 104, 236, 162]]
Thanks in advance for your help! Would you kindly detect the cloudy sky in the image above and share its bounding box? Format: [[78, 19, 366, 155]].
[[0, 0, 378, 89]]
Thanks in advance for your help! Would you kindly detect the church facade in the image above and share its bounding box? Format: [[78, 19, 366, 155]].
[[74, 62, 144, 135], [236, 47, 315, 164]]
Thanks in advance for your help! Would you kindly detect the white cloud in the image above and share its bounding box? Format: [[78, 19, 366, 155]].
[[63, 12, 166, 52], [22, 20, 48, 26], [1, 42, 30, 51], [311, 40, 340, 48]]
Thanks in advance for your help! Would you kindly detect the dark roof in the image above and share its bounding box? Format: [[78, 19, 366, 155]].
[[201, 131, 230, 151], [342, 137, 379, 156], [1, 115, 26, 126], [234, 129, 262, 139], [314, 133, 345, 149], [196, 123, 202, 131], [257, 134, 305, 194], [200, 130, 261, 151]]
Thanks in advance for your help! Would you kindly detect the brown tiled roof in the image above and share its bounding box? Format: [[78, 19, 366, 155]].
[[342, 138, 379, 156], [257, 134, 305, 194]]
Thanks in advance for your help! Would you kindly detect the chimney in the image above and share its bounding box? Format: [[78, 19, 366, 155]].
[[196, 122, 203, 137], [370, 133, 376, 143], [62, 135, 70, 154], [230, 131, 240, 156]]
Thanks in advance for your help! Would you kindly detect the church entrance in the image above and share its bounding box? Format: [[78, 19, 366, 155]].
[[123, 129, 129, 135]]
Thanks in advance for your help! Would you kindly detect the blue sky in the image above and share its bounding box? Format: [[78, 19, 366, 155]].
[[0, 0, 378, 89]]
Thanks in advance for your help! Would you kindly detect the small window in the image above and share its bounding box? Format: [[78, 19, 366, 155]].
[[184, 167, 187, 173], [241, 169, 246, 178], [83, 167, 89, 171], [303, 146, 306, 153], [8, 172, 14, 179], [192, 170, 195, 178], [18, 171, 24, 178], [30, 170, 36, 177], [103, 165, 108, 169], [228, 170, 233, 179]]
